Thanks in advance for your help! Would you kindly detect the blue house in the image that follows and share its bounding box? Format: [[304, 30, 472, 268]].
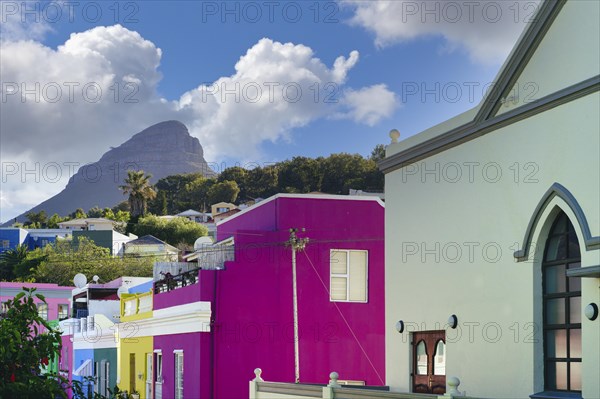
[[0, 228, 28, 253]]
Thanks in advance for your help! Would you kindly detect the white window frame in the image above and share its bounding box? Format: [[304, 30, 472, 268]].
[[329, 249, 368, 303], [103, 361, 110, 396], [58, 304, 69, 320], [37, 303, 48, 320], [174, 350, 183, 399], [2, 240, 9, 249], [155, 351, 163, 383]]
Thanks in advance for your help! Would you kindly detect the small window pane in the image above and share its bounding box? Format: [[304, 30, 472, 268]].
[[416, 341, 428, 375], [545, 330, 567, 358], [545, 235, 568, 261], [331, 251, 347, 274], [544, 265, 566, 293], [58, 304, 69, 320], [569, 297, 581, 324], [433, 340, 445, 375], [567, 229, 580, 259], [570, 362, 582, 390], [567, 264, 581, 291], [553, 214, 568, 234], [546, 298, 565, 324], [555, 362, 567, 390], [330, 277, 347, 301], [37, 303, 48, 320], [569, 329, 581, 358], [348, 252, 367, 302]]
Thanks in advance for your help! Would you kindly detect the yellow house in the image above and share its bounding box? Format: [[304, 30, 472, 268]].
[[118, 288, 154, 398], [210, 201, 237, 217]]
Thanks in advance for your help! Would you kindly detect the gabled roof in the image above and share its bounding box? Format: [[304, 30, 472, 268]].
[[59, 218, 115, 226], [380, 0, 599, 173], [176, 209, 204, 217], [127, 234, 170, 246]]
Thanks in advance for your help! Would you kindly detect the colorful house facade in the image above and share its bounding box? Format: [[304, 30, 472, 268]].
[[379, 0, 600, 398], [210, 193, 386, 397], [0, 282, 72, 325]]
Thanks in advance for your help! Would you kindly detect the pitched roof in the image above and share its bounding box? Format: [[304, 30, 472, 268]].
[[127, 234, 172, 246], [176, 209, 203, 217]]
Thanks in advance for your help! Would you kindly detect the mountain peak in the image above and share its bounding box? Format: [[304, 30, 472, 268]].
[[5, 121, 215, 225]]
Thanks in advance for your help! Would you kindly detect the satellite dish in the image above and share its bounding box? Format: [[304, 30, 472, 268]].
[[92, 275, 100, 283], [73, 273, 87, 288], [194, 236, 214, 250], [116, 286, 128, 299]]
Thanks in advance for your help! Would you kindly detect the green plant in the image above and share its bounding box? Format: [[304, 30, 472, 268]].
[[0, 288, 67, 398]]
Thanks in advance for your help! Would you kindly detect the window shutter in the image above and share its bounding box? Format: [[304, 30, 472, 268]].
[[330, 277, 348, 301], [349, 251, 367, 302], [330, 251, 348, 274]]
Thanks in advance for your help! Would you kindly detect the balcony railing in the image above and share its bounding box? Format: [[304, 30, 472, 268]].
[[154, 267, 201, 294], [121, 292, 153, 318], [75, 309, 89, 319]]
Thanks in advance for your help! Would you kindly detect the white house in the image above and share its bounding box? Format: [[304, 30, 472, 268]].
[[380, 1, 599, 398], [58, 218, 117, 231]]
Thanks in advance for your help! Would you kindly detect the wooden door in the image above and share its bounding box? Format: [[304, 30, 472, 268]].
[[412, 330, 446, 394]]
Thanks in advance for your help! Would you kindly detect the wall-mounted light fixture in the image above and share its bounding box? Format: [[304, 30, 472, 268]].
[[395, 320, 404, 333], [138, 372, 144, 380], [584, 303, 598, 321], [448, 314, 458, 329]]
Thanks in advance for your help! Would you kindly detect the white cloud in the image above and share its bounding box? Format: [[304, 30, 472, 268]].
[[0, 1, 54, 42], [341, 84, 398, 126], [0, 27, 398, 221], [342, 0, 541, 65]]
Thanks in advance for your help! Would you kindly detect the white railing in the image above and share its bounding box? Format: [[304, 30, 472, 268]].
[[250, 369, 474, 399]]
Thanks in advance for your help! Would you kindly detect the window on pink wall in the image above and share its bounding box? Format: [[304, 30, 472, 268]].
[[37, 303, 48, 320], [58, 304, 69, 320], [330, 249, 368, 303]]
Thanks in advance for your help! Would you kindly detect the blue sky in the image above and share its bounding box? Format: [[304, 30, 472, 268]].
[[0, 0, 533, 221]]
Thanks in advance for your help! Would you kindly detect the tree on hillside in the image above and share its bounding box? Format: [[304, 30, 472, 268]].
[[25, 211, 47, 228], [32, 237, 153, 286], [0, 245, 28, 281], [370, 144, 386, 162], [158, 191, 168, 215], [150, 173, 204, 214], [133, 215, 208, 246], [218, 166, 249, 200], [246, 166, 279, 199], [119, 170, 156, 218], [278, 157, 323, 193], [87, 206, 104, 218], [46, 213, 65, 228], [207, 180, 240, 204], [70, 208, 87, 219]]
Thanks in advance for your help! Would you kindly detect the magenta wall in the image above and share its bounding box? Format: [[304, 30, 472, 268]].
[[213, 196, 386, 398], [153, 272, 215, 310], [153, 332, 212, 399]]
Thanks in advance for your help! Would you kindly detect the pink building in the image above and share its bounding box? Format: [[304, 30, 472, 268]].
[[150, 194, 385, 398], [0, 282, 73, 326]]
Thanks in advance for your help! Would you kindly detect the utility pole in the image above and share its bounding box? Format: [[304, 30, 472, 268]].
[[286, 228, 309, 383]]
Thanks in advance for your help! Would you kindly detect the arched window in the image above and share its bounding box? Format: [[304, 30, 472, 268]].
[[542, 211, 581, 392]]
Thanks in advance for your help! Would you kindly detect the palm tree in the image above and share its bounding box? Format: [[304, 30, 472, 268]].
[[119, 170, 157, 218], [0, 245, 28, 281]]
